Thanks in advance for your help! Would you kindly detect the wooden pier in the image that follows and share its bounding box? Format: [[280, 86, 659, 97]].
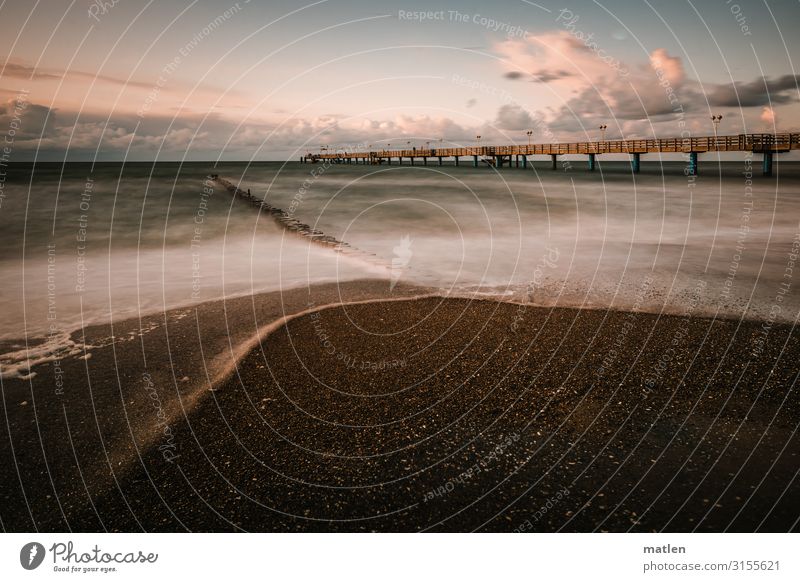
[[302, 133, 800, 176]]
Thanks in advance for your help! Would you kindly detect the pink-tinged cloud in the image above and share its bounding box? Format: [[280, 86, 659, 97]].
[[495, 31, 690, 129], [649, 48, 685, 88], [494, 31, 797, 136], [493, 31, 629, 94]]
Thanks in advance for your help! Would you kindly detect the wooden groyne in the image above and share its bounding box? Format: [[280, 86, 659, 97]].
[[211, 175, 352, 250], [210, 175, 392, 269]]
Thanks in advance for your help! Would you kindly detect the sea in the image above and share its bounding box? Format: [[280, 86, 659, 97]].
[[1, 159, 799, 376]]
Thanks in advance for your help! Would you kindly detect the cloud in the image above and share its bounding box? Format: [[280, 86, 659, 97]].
[[494, 104, 533, 130], [2, 98, 484, 160], [490, 31, 793, 136], [493, 33, 688, 123], [1, 62, 61, 81], [491, 28, 770, 137], [707, 75, 800, 107], [761, 106, 777, 125], [504, 69, 573, 83], [649, 49, 684, 87], [69, 71, 155, 90], [532, 69, 574, 83], [494, 31, 622, 93], [538, 48, 691, 127], [1, 57, 176, 90], [0, 97, 55, 139]]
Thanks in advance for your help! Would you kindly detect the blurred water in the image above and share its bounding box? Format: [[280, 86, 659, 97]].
[[237, 158, 800, 322], [1, 159, 799, 350], [0, 162, 384, 347]]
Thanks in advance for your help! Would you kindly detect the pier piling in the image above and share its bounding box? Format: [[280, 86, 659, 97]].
[[688, 152, 698, 176], [763, 152, 773, 176]]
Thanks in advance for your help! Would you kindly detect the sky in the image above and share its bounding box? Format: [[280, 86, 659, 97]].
[[0, 0, 799, 160]]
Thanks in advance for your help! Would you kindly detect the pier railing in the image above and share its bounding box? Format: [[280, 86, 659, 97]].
[[310, 133, 799, 160]]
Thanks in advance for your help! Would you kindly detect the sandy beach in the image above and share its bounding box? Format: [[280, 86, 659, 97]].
[[1, 279, 798, 532]]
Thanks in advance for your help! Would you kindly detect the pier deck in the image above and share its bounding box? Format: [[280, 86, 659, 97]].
[[302, 133, 800, 176]]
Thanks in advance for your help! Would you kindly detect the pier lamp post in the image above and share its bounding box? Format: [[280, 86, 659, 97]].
[[711, 115, 723, 138], [526, 130, 533, 149], [598, 125, 608, 155], [476, 135, 482, 147]]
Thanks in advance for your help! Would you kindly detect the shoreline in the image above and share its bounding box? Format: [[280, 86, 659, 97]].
[[3, 270, 796, 382]]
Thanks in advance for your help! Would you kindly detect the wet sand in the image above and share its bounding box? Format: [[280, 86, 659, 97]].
[[1, 280, 799, 532]]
